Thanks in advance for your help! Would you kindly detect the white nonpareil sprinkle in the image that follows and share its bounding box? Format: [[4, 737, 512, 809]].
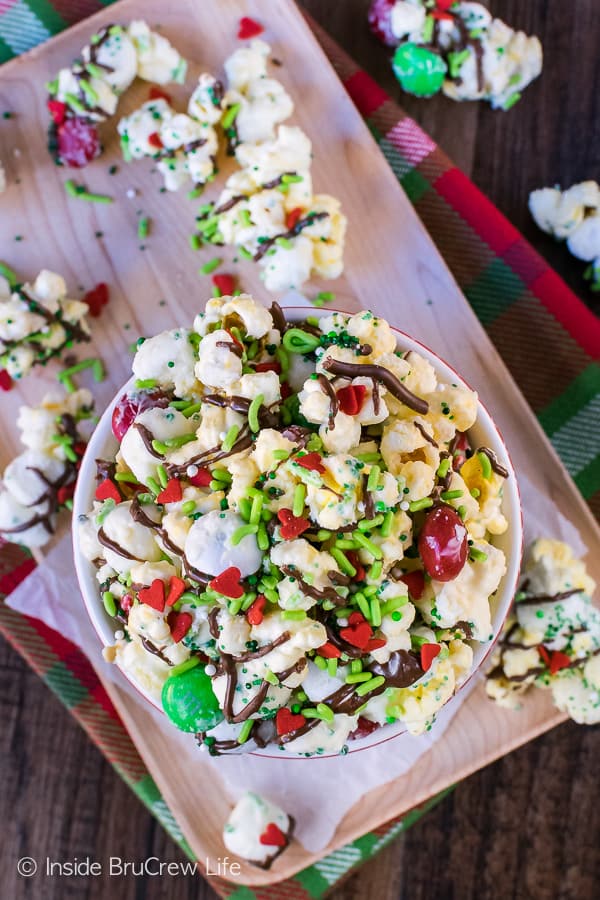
[[400, 501, 410, 511], [114, 629, 125, 640], [205, 663, 217, 676], [126, 188, 138, 198], [186, 464, 199, 477], [337, 618, 348, 627]]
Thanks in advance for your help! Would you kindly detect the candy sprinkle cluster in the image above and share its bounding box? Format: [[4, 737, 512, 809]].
[[80, 294, 510, 756]]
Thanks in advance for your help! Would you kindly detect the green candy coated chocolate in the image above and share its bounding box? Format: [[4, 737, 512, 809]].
[[392, 43, 447, 98], [162, 665, 224, 733]]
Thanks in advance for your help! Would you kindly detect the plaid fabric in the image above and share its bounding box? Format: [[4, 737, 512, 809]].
[[1, 1, 599, 897]]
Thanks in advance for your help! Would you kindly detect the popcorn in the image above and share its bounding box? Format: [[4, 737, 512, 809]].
[[486, 540, 600, 724], [529, 181, 600, 292], [80, 295, 512, 756], [0, 269, 91, 381], [372, 1, 542, 110], [223, 791, 293, 868], [0, 389, 93, 549]]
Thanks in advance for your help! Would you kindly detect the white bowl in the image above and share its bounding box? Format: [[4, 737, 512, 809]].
[[73, 307, 523, 758]]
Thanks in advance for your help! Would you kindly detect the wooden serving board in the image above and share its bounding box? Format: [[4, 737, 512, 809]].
[[0, 0, 598, 886]]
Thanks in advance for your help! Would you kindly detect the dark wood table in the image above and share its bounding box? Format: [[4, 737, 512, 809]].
[[2, 2, 598, 898]]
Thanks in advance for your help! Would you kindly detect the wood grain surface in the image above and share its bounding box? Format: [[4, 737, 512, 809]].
[[1, 1, 599, 898]]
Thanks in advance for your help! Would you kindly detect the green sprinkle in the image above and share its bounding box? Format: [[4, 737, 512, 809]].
[[169, 657, 201, 678], [470, 488, 481, 498], [502, 92, 522, 111], [457, 505, 467, 520], [353, 531, 382, 559], [221, 103, 241, 129], [200, 257, 222, 275], [0, 261, 17, 286], [350, 660, 363, 674], [367, 465, 381, 492], [355, 593, 371, 621], [187, 186, 205, 200], [283, 328, 320, 355], [282, 173, 303, 184], [102, 591, 116, 617], [447, 49, 470, 79], [370, 596, 382, 627], [156, 465, 168, 489], [181, 500, 197, 516], [264, 669, 279, 686], [257, 523, 269, 551], [64, 92, 87, 114], [380, 595, 409, 617], [358, 515, 384, 532], [114, 472, 139, 484], [380, 510, 394, 538], [330, 548, 356, 577], [327, 658, 338, 677], [312, 656, 327, 671], [437, 458, 451, 479], [441, 490, 463, 500], [221, 424, 240, 453], [228, 597, 243, 615], [369, 559, 383, 581], [135, 378, 156, 389], [238, 246, 253, 260], [355, 675, 385, 697], [237, 719, 254, 744], [249, 493, 263, 526], [469, 547, 488, 563], [238, 209, 252, 228], [276, 237, 293, 249], [316, 702, 334, 723], [272, 449, 290, 461], [477, 451, 492, 480], [281, 610, 306, 621], [137, 216, 150, 240], [316, 530, 333, 541], [182, 402, 202, 418], [146, 477, 161, 496], [345, 671, 372, 684], [408, 498, 434, 513], [293, 483, 306, 517], [248, 393, 264, 433], [64, 179, 113, 204]]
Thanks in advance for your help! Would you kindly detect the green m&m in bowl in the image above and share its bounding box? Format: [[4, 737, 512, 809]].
[[162, 662, 223, 733]]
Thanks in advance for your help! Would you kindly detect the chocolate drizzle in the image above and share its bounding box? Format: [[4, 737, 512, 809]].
[[415, 421, 438, 448], [97, 527, 142, 561], [253, 212, 329, 262], [133, 423, 164, 459], [322, 357, 429, 414], [516, 588, 583, 607], [369, 650, 424, 689], [141, 637, 173, 666], [475, 446, 510, 479], [269, 301, 287, 334], [316, 374, 338, 430], [281, 565, 343, 605]]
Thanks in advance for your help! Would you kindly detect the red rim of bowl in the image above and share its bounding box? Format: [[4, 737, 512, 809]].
[[73, 306, 523, 760]]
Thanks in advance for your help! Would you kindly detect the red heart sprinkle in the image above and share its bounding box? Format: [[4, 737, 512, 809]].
[[82, 282, 109, 318], [340, 621, 373, 650], [95, 479, 121, 504], [209, 566, 244, 599], [47, 98, 67, 124], [189, 468, 212, 487], [212, 273, 236, 296], [420, 643, 441, 672], [259, 822, 287, 847], [276, 707, 306, 736], [346, 551, 365, 582], [319, 642, 341, 659], [400, 570, 425, 601], [365, 637, 387, 652], [430, 10, 454, 20], [149, 86, 172, 102], [57, 483, 75, 505], [348, 611, 366, 626], [277, 508, 311, 540], [436, 0, 455, 10], [0, 370, 13, 392], [73, 441, 88, 457], [285, 207, 303, 230], [247, 594, 267, 626], [148, 131, 164, 149], [121, 594, 133, 613], [139, 578, 166, 612], [538, 645, 552, 667], [254, 361, 282, 374], [295, 452, 325, 474], [168, 610, 193, 643], [166, 575, 186, 607], [336, 384, 367, 416], [549, 650, 571, 675], [157, 478, 183, 504], [237, 16, 264, 39]]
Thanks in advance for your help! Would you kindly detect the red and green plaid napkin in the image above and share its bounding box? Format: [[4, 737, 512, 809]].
[[1, 2, 599, 897]]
